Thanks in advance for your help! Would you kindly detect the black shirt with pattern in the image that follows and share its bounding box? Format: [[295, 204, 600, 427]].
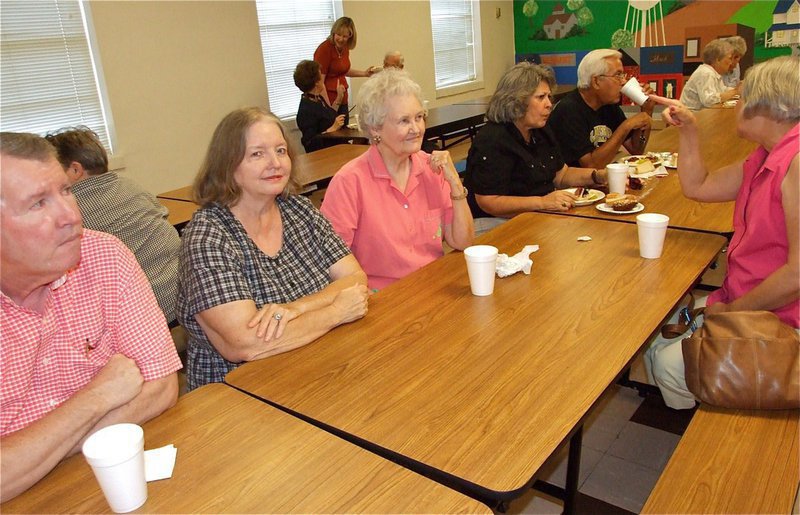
[[296, 94, 339, 153], [176, 195, 351, 390], [549, 89, 627, 167], [464, 121, 565, 219]]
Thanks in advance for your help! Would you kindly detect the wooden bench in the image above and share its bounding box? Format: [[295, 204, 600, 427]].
[[642, 405, 799, 514]]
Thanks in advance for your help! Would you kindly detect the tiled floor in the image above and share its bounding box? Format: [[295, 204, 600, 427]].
[[507, 382, 694, 514]]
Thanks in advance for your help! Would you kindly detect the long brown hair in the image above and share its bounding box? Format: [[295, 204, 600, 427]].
[[193, 107, 299, 207]]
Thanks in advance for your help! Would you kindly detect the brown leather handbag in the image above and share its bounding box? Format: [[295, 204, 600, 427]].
[[681, 310, 800, 410]]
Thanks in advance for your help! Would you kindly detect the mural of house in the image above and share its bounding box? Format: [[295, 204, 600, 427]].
[[543, 4, 577, 40], [766, 0, 800, 47]]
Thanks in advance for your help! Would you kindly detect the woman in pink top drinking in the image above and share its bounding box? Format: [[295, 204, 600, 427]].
[[320, 69, 474, 291], [645, 56, 799, 409], [313, 17, 377, 125]]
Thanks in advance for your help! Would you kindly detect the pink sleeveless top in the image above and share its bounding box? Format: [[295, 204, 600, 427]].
[[708, 123, 800, 327]]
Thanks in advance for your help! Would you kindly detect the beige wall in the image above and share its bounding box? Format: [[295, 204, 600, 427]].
[[89, 0, 514, 195]]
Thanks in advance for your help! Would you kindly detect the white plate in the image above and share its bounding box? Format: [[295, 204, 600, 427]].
[[566, 188, 605, 206], [664, 155, 678, 169], [596, 202, 644, 215], [619, 153, 663, 169]]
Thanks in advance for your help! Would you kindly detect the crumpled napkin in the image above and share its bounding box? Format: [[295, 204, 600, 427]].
[[496, 245, 539, 278], [145, 444, 177, 482]]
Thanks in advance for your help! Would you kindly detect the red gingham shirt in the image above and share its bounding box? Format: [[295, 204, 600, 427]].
[[1, 230, 182, 436]]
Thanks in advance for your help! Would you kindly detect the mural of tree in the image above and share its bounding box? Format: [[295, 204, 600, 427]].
[[522, 0, 539, 28], [566, 0, 585, 10], [611, 28, 635, 47], [576, 6, 595, 26]]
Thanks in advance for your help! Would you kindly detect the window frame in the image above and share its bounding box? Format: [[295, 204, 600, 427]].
[[0, 0, 115, 153], [429, 0, 484, 99], [255, 0, 343, 121]]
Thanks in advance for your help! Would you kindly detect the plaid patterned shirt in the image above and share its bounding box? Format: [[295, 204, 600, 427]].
[[72, 172, 181, 323], [177, 195, 350, 390], [1, 230, 183, 436]]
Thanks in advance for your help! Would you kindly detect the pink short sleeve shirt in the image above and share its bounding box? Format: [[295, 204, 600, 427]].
[[321, 146, 454, 290], [1, 230, 182, 436]]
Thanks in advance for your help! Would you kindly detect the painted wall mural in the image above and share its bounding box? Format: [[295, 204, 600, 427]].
[[514, 0, 797, 85]]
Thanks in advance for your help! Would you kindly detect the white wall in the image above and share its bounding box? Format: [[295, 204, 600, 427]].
[[88, 0, 514, 195]]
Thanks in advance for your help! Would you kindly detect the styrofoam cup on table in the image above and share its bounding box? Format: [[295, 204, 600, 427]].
[[82, 423, 148, 513], [636, 213, 670, 259], [464, 245, 498, 296], [621, 77, 649, 106], [606, 163, 629, 194]]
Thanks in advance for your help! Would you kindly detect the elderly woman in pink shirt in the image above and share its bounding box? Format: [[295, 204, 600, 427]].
[[645, 56, 800, 409], [320, 69, 474, 290]]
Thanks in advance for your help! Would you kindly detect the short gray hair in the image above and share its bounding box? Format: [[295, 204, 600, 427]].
[[487, 62, 556, 124], [726, 35, 747, 56], [577, 49, 621, 89], [702, 39, 733, 65], [357, 68, 424, 132], [740, 56, 800, 123]]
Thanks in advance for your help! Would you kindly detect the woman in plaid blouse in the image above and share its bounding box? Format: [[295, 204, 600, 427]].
[[177, 107, 369, 390]]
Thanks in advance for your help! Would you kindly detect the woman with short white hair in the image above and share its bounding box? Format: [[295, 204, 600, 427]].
[[722, 35, 747, 88], [680, 38, 739, 110], [320, 69, 474, 291], [646, 56, 800, 409]]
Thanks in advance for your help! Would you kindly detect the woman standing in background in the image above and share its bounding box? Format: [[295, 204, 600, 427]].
[[314, 17, 377, 125]]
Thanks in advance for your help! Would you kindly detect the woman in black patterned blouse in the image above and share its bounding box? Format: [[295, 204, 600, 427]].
[[177, 107, 369, 390]]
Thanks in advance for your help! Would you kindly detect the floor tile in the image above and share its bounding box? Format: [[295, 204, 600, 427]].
[[583, 386, 644, 443], [580, 453, 662, 513], [536, 443, 604, 489], [582, 422, 620, 453], [508, 488, 563, 514], [605, 421, 681, 471]]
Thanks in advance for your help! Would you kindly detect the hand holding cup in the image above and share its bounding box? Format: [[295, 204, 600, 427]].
[[621, 77, 649, 106]]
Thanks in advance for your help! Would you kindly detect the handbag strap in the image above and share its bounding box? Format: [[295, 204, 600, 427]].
[[661, 293, 704, 339]]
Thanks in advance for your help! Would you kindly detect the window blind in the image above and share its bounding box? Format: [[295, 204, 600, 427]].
[[430, 0, 477, 89], [1, 0, 111, 150], [256, 0, 336, 120]]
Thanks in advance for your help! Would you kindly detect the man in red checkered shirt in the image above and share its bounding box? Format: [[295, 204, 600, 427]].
[[0, 133, 183, 501]]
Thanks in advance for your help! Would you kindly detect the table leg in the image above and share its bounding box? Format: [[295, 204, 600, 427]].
[[563, 426, 582, 515]]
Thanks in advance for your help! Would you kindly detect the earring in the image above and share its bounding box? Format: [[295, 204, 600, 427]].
[[371, 134, 382, 144]]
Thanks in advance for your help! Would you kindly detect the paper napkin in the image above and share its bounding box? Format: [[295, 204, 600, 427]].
[[496, 245, 539, 278], [144, 444, 177, 482]]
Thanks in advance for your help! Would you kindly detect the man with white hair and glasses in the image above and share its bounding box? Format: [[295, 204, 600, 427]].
[[550, 49, 654, 168]]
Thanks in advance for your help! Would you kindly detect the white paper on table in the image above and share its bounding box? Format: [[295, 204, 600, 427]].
[[144, 444, 177, 482], [632, 165, 668, 179], [496, 245, 539, 278]]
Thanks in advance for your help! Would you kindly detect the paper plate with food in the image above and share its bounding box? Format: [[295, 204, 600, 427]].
[[567, 187, 605, 206], [596, 193, 644, 214], [620, 153, 663, 176]]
